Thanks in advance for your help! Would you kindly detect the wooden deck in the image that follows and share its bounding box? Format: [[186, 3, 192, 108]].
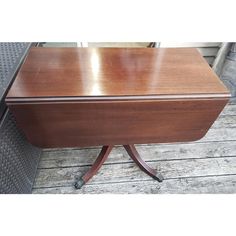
[[32, 102, 236, 193]]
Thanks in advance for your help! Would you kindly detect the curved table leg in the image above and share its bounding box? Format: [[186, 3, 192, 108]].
[[74, 145, 113, 189], [123, 144, 164, 182]]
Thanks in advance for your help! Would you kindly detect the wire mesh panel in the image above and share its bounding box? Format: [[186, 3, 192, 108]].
[[0, 43, 31, 100], [0, 42, 41, 193], [0, 111, 41, 193]]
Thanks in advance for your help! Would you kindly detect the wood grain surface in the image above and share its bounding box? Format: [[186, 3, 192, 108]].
[[7, 47, 229, 99], [6, 47, 230, 148], [7, 98, 228, 148]]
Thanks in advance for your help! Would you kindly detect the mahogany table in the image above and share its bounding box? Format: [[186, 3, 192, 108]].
[[6, 47, 230, 189]]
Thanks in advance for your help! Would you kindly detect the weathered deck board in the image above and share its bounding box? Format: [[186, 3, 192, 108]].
[[39, 141, 236, 169], [219, 104, 236, 116], [199, 127, 236, 142], [33, 103, 236, 193], [34, 156, 236, 188], [212, 115, 236, 128], [33, 175, 236, 194]]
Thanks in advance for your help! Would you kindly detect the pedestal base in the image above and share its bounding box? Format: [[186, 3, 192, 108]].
[[74, 144, 164, 189]]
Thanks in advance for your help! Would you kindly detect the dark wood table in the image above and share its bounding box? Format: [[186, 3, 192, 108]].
[[6, 47, 230, 189]]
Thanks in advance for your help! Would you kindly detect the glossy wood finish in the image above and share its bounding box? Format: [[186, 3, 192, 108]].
[[7, 98, 228, 148], [6, 47, 230, 149], [7, 47, 229, 99], [75, 144, 164, 189], [123, 144, 163, 182], [6, 47, 230, 188], [74, 145, 113, 189]]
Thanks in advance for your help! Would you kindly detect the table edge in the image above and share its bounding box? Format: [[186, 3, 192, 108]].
[[5, 93, 230, 104]]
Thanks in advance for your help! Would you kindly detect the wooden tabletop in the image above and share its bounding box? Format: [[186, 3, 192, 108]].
[[7, 47, 229, 101]]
